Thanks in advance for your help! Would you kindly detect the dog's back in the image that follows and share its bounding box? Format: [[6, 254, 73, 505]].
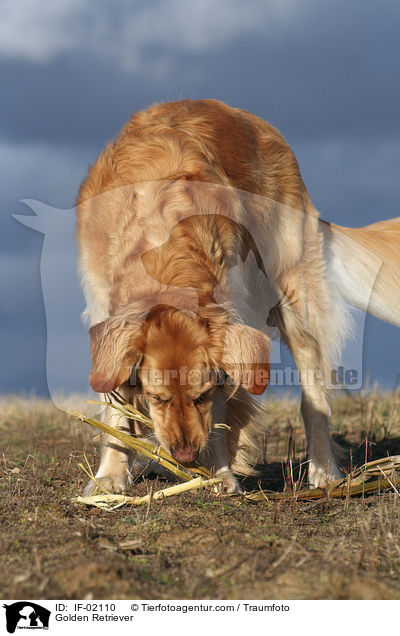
[[76, 99, 316, 325]]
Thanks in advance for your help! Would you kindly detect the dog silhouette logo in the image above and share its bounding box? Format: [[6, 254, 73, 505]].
[[3, 602, 50, 633]]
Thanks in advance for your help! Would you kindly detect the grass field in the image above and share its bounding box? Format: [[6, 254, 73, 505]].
[[1, 391, 400, 600]]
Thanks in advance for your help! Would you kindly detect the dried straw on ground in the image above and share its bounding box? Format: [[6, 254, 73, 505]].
[[70, 393, 400, 509]]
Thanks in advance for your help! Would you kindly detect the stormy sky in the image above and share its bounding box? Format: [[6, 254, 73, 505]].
[[1, 0, 400, 397]]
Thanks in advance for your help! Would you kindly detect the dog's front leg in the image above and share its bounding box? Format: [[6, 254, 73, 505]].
[[300, 386, 343, 487], [83, 396, 132, 495], [275, 304, 343, 487]]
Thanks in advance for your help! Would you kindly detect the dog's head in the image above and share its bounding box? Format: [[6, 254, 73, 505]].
[[89, 304, 270, 464]]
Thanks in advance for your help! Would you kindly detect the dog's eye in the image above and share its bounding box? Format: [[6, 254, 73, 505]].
[[149, 393, 170, 403], [193, 389, 212, 405]]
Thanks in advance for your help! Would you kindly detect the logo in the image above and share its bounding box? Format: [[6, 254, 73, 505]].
[[15, 184, 380, 402], [3, 603, 50, 634]]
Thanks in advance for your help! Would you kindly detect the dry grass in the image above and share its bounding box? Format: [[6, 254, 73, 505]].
[[1, 389, 400, 599], [69, 390, 400, 507]]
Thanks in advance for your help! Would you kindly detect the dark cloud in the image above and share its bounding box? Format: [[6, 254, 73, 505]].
[[1, 0, 400, 146], [0, 249, 49, 395], [291, 137, 400, 226], [0, 57, 147, 145]]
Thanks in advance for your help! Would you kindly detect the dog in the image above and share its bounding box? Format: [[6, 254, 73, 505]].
[[76, 99, 400, 494]]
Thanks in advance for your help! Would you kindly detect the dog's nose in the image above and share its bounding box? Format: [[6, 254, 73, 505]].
[[171, 445, 199, 465]]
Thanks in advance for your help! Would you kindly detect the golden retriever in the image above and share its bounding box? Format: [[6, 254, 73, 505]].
[[76, 99, 400, 494]]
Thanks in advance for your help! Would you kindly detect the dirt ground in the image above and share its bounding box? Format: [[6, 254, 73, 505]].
[[1, 391, 400, 600]]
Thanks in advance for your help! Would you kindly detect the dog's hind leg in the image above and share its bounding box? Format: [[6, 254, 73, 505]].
[[198, 389, 243, 493], [200, 428, 243, 494]]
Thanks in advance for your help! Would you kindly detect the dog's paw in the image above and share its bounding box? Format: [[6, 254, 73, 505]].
[[215, 469, 243, 494], [83, 475, 128, 496], [308, 463, 343, 488]]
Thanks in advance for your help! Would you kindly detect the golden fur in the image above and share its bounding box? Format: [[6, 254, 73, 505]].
[[76, 99, 400, 493]]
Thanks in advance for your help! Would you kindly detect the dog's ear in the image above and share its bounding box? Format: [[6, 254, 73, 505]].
[[221, 323, 270, 395], [89, 318, 143, 393]]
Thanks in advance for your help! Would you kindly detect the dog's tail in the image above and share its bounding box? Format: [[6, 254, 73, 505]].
[[321, 217, 400, 327]]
